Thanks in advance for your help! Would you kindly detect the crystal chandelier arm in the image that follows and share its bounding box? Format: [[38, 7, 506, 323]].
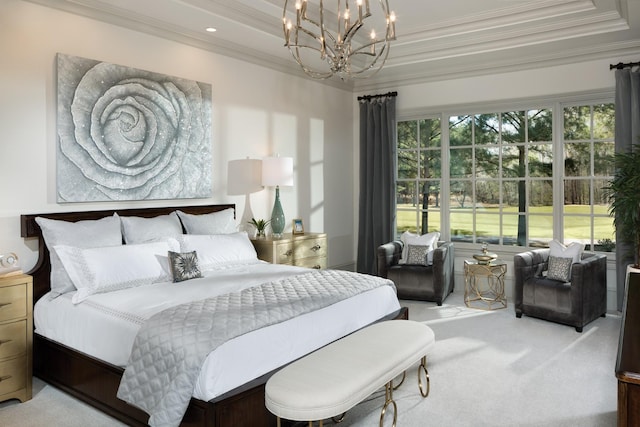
[[282, 0, 396, 80]]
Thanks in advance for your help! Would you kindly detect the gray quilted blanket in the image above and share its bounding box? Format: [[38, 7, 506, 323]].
[[116, 269, 395, 427]]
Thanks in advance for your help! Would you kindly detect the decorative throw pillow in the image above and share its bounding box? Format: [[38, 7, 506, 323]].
[[548, 240, 584, 264], [119, 212, 183, 244], [547, 255, 573, 282], [406, 244, 430, 265], [35, 214, 122, 298], [168, 251, 202, 282], [176, 208, 237, 234], [399, 231, 440, 265]]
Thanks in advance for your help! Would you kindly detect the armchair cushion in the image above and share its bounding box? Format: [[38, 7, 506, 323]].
[[546, 255, 573, 282], [399, 231, 440, 264], [406, 244, 431, 265], [549, 240, 584, 264]]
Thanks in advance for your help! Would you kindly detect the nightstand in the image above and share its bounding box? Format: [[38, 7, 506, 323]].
[[0, 274, 32, 403], [251, 233, 327, 269]]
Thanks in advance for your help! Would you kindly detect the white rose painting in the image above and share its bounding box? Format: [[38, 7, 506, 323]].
[[56, 53, 212, 202]]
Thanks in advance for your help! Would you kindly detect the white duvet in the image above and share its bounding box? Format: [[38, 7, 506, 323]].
[[34, 261, 401, 401]]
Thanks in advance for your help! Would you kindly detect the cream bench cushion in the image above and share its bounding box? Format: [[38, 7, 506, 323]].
[[265, 320, 435, 422]]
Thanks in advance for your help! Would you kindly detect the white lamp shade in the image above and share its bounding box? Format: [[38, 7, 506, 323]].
[[227, 158, 263, 195], [262, 156, 294, 187]]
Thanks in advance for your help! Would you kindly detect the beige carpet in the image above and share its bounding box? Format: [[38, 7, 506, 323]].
[[0, 290, 620, 426]]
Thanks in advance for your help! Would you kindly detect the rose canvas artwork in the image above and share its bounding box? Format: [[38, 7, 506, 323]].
[[56, 53, 212, 202]]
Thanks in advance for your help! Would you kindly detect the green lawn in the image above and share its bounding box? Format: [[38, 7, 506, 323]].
[[397, 204, 615, 244]]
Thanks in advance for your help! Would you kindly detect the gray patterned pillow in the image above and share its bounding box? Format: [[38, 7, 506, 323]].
[[406, 244, 430, 265], [168, 251, 202, 282], [547, 255, 573, 282]]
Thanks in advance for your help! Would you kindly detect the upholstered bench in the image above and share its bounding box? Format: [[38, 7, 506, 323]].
[[265, 320, 435, 426]]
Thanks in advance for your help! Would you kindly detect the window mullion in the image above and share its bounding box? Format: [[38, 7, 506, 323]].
[[553, 101, 565, 241], [441, 113, 450, 241]]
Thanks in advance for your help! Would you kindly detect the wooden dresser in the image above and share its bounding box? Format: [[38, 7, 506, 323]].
[[0, 273, 32, 403], [251, 232, 327, 269], [616, 270, 640, 426]]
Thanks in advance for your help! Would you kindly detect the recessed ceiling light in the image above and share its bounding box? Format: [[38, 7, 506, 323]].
[[205, 27, 217, 33]]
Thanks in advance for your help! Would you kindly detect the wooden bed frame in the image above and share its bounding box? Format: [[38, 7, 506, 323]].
[[21, 204, 407, 427]]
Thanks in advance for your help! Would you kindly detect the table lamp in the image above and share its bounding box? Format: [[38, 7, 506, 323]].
[[262, 155, 293, 238], [227, 158, 263, 234]]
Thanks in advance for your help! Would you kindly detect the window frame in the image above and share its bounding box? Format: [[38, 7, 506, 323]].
[[395, 91, 615, 256]]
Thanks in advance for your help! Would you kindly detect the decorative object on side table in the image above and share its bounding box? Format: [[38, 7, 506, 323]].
[[0, 252, 22, 277], [472, 242, 497, 265], [292, 219, 304, 235], [262, 155, 294, 238], [249, 218, 270, 239]]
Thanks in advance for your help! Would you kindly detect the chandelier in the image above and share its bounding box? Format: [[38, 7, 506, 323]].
[[283, 0, 396, 80]]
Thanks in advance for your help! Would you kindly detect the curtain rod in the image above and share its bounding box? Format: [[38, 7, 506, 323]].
[[609, 61, 640, 70], [357, 91, 398, 101]]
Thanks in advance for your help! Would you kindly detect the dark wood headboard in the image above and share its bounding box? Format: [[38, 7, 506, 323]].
[[21, 204, 235, 304]]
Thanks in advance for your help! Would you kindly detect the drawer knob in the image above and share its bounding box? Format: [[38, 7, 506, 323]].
[[311, 245, 321, 252], [313, 265, 321, 269], [284, 250, 293, 257]]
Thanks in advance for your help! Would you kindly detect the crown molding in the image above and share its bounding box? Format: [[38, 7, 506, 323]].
[[24, 0, 353, 91], [399, 0, 596, 43], [352, 39, 640, 92], [22, 0, 638, 94]]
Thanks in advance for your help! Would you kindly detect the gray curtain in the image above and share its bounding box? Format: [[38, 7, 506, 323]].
[[615, 68, 640, 311], [356, 94, 397, 275]]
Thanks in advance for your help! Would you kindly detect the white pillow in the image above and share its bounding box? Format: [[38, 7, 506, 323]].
[[548, 240, 584, 264], [119, 212, 183, 244], [54, 240, 179, 304], [399, 231, 440, 265], [35, 214, 122, 297], [178, 232, 258, 270], [176, 208, 237, 234]]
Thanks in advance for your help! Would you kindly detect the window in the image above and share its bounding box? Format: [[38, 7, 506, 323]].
[[396, 118, 442, 235], [396, 99, 615, 252], [449, 109, 553, 246], [563, 103, 615, 252]]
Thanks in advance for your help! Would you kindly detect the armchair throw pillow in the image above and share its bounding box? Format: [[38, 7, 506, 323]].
[[548, 240, 584, 281], [547, 255, 573, 282], [406, 244, 431, 265], [400, 231, 440, 265]]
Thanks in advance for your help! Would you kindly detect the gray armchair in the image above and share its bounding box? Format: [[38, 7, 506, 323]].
[[377, 241, 455, 306], [513, 248, 607, 332]]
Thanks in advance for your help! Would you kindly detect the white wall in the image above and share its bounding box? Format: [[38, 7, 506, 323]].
[[0, 0, 355, 272]]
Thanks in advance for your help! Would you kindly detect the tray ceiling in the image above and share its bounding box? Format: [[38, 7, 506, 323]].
[[25, 0, 640, 91]]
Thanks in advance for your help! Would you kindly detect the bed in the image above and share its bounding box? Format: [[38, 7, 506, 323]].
[[21, 204, 406, 427]]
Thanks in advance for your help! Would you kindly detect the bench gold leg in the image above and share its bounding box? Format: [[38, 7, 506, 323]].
[[418, 355, 430, 398], [380, 381, 397, 427], [332, 412, 347, 423], [392, 371, 406, 390]]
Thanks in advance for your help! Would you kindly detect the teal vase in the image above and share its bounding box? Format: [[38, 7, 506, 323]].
[[270, 186, 285, 237]]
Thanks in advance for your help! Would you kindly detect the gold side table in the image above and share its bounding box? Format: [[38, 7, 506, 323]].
[[464, 260, 507, 310]]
